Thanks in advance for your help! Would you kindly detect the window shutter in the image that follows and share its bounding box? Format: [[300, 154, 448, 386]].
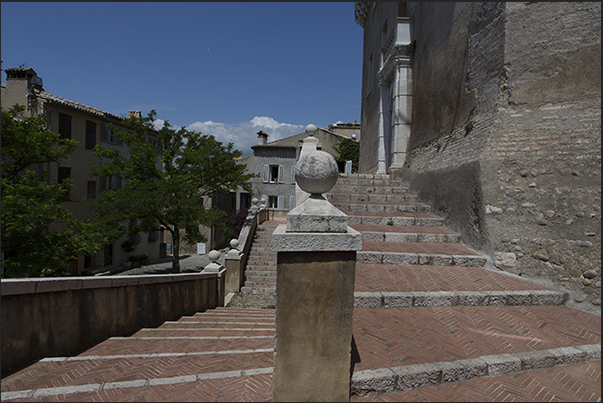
[[291, 166, 296, 184], [99, 176, 107, 193], [278, 165, 284, 183], [101, 123, 109, 142], [289, 196, 296, 209], [277, 196, 284, 209], [263, 165, 269, 183]]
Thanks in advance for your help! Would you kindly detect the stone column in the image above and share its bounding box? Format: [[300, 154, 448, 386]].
[[294, 124, 319, 207], [272, 149, 362, 402], [202, 250, 226, 307], [376, 76, 388, 175], [390, 57, 412, 170]]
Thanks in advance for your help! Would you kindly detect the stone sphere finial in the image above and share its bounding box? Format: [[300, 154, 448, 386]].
[[208, 250, 220, 262], [251, 197, 259, 206], [230, 239, 239, 249], [305, 124, 318, 137], [295, 150, 339, 195]]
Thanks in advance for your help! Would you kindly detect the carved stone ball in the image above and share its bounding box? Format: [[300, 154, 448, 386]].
[[230, 239, 239, 249], [295, 150, 339, 195], [208, 250, 220, 262]]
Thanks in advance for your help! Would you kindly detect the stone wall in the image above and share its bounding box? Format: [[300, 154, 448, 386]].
[[399, 2, 601, 308], [1, 272, 224, 376]]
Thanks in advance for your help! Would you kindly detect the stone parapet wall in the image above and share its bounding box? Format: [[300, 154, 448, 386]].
[[1, 272, 224, 377]]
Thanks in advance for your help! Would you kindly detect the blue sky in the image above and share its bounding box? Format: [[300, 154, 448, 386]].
[[1, 2, 363, 156]]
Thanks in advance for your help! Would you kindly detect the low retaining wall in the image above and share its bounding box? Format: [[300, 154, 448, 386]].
[[1, 271, 225, 377]]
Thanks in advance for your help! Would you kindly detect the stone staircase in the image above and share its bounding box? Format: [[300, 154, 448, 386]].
[[3, 173, 599, 402], [327, 174, 601, 401], [240, 223, 279, 293], [1, 308, 276, 401]]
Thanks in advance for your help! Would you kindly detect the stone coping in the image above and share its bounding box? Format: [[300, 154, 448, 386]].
[[271, 224, 362, 252], [1, 272, 221, 296]]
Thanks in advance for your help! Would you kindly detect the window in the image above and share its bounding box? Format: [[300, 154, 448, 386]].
[[85, 120, 96, 150], [87, 181, 97, 198], [58, 166, 71, 199], [99, 175, 122, 193], [58, 166, 71, 184], [268, 196, 278, 208], [289, 196, 296, 209], [58, 113, 72, 140], [264, 164, 284, 184], [100, 122, 123, 145], [291, 166, 296, 184]]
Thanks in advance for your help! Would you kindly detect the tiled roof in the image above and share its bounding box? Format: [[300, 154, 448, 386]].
[[38, 92, 123, 121]]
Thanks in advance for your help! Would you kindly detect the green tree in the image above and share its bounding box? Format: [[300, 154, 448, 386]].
[[90, 110, 254, 273], [333, 137, 360, 173], [1, 105, 102, 277]]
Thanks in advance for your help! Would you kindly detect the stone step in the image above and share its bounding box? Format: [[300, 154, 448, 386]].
[[339, 173, 391, 180], [331, 184, 410, 194], [358, 241, 487, 267], [246, 265, 277, 271], [352, 224, 461, 243], [326, 192, 418, 203], [335, 178, 402, 187], [333, 200, 430, 214], [349, 305, 601, 397], [241, 286, 276, 293], [345, 211, 445, 227], [246, 274, 277, 282], [353, 290, 569, 308]]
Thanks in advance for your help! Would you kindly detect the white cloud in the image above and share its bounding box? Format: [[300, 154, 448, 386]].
[[182, 116, 304, 157]]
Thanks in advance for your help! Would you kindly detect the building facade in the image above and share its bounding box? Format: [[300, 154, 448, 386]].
[[1, 67, 163, 274], [236, 124, 359, 212], [355, 2, 601, 304]]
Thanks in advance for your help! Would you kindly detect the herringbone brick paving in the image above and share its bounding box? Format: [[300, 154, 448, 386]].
[[354, 263, 555, 293], [352, 306, 600, 371]]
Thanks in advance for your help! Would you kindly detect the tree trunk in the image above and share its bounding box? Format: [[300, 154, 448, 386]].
[[171, 225, 181, 273]]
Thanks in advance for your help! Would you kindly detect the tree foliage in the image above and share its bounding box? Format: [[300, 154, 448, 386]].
[[1, 105, 102, 277], [90, 110, 254, 272], [333, 137, 360, 173]]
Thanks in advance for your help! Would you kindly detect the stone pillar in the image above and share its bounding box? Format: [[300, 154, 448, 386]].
[[224, 239, 242, 295], [390, 59, 412, 170], [376, 76, 388, 175], [272, 149, 362, 402], [294, 124, 319, 207], [203, 250, 226, 307]]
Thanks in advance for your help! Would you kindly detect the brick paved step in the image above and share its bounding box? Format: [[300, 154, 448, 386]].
[[351, 305, 601, 372], [354, 263, 561, 294], [345, 211, 445, 227], [359, 241, 487, 267], [1, 372, 274, 402], [333, 200, 430, 213], [132, 327, 275, 338], [351, 224, 461, 243], [246, 265, 276, 272], [351, 356, 601, 401], [247, 256, 277, 264], [79, 336, 274, 357], [0, 352, 274, 395], [327, 192, 417, 203]]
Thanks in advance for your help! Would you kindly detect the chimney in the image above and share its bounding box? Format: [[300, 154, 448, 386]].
[[257, 130, 269, 145], [128, 110, 142, 118]]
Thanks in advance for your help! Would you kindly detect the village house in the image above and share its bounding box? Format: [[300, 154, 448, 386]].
[[1, 67, 164, 274]]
